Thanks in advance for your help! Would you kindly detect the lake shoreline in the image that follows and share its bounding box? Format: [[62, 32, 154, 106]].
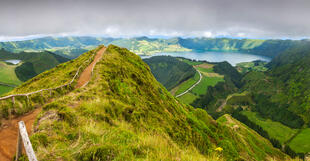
[[141, 51, 271, 66]]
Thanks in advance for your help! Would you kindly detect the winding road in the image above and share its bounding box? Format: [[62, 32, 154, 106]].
[[176, 70, 202, 98]]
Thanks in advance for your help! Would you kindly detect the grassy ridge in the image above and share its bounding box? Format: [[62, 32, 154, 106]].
[[0, 46, 104, 121], [28, 45, 288, 160]]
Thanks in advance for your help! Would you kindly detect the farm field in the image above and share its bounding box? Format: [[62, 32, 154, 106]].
[[0, 61, 22, 85], [240, 111, 298, 144], [191, 76, 224, 95], [174, 71, 200, 96], [288, 128, 310, 153], [0, 85, 14, 95], [177, 92, 198, 104], [172, 61, 224, 104]]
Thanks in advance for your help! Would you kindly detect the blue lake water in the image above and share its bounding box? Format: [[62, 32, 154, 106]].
[[141, 51, 271, 66], [4, 59, 21, 65]]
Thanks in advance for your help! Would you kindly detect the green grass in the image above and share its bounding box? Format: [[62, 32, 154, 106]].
[[0, 85, 14, 95], [0, 61, 23, 85], [0, 46, 103, 120], [175, 71, 200, 95], [178, 92, 198, 104], [196, 67, 214, 73], [191, 76, 224, 96], [240, 111, 298, 144], [27, 45, 288, 160], [288, 128, 310, 153]]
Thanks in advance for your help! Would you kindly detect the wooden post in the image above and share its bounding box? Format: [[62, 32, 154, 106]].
[[15, 130, 22, 161], [12, 96, 15, 105], [26, 95, 30, 105], [17, 121, 38, 161]]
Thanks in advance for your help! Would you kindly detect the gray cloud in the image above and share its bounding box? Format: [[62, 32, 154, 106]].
[[0, 0, 310, 39]]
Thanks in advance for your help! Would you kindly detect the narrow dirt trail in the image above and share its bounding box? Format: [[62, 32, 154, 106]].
[[0, 108, 41, 161], [0, 47, 106, 161], [76, 47, 106, 88]]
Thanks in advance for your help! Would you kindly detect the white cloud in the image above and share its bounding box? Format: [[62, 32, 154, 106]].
[[0, 0, 310, 39]]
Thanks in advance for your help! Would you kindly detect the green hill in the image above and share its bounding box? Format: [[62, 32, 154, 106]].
[[143, 56, 196, 90], [0, 45, 289, 160], [0, 49, 69, 95]]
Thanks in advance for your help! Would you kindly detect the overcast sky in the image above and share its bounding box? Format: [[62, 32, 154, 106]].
[[0, 0, 310, 41]]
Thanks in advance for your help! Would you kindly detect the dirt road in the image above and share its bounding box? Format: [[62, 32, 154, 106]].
[[176, 70, 202, 98]]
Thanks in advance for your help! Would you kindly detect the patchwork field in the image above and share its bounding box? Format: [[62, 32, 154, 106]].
[[172, 61, 224, 104], [174, 71, 200, 96]]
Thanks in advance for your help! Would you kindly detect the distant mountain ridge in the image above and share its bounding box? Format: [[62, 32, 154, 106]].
[[0, 36, 307, 58]]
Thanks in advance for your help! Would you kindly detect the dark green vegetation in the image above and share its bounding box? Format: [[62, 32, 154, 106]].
[[145, 57, 225, 105], [188, 39, 310, 158], [143, 56, 196, 90], [191, 61, 242, 116], [1, 45, 289, 160], [0, 48, 69, 95], [1, 36, 307, 58]]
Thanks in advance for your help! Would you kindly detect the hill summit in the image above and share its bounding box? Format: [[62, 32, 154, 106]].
[[1, 45, 288, 160]]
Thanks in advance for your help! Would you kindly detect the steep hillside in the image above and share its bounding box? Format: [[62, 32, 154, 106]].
[[22, 45, 288, 160], [143, 56, 196, 90], [191, 40, 310, 158]]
